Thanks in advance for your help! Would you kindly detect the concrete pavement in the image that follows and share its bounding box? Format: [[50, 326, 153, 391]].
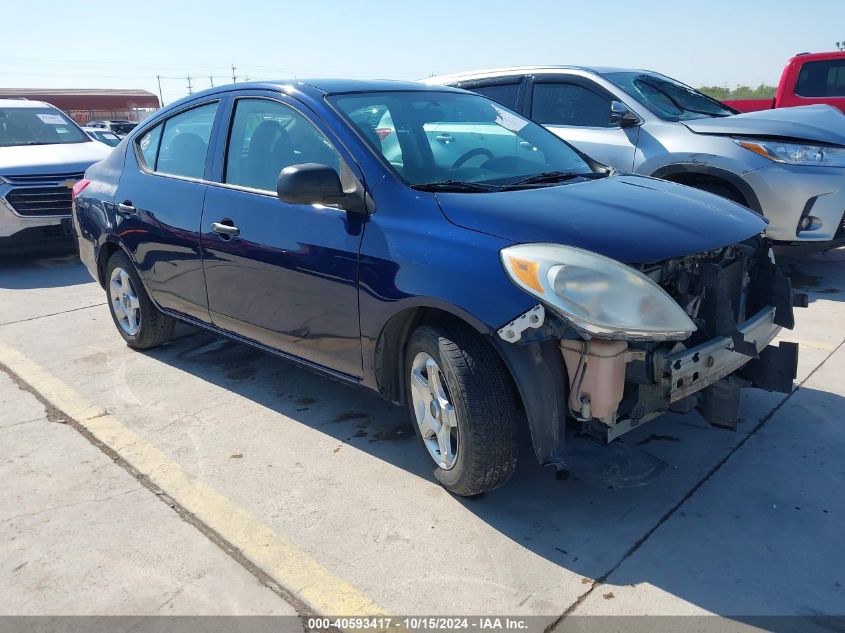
[[0, 367, 299, 617], [0, 249, 843, 624]]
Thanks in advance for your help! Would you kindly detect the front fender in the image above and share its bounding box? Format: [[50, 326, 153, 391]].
[[491, 335, 569, 466], [647, 162, 764, 213]]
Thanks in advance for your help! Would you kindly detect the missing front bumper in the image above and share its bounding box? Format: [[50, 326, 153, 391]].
[[572, 306, 797, 442], [666, 306, 780, 402]]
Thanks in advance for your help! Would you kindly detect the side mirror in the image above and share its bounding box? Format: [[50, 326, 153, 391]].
[[276, 163, 368, 214], [277, 163, 343, 205], [609, 101, 640, 128]]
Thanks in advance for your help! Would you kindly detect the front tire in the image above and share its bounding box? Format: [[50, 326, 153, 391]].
[[405, 322, 519, 496], [105, 251, 175, 350]]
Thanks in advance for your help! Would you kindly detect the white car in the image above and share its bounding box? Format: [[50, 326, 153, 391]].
[[83, 127, 121, 147], [0, 99, 110, 250]]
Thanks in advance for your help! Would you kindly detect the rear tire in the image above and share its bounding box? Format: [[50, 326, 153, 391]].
[[105, 251, 175, 350], [405, 322, 519, 496]]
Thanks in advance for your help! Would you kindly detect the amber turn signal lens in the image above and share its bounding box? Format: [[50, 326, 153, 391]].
[[738, 142, 771, 159], [507, 256, 544, 294]]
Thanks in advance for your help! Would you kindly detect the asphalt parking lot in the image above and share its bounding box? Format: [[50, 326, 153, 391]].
[[1, 248, 844, 626]]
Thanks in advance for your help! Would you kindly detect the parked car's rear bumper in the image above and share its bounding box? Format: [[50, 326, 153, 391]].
[[743, 163, 845, 242]]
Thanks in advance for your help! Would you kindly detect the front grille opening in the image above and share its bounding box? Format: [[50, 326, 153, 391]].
[[1, 172, 85, 184], [5, 186, 72, 216]]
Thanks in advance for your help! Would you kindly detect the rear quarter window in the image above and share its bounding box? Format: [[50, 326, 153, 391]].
[[137, 124, 163, 169], [796, 60, 845, 98]]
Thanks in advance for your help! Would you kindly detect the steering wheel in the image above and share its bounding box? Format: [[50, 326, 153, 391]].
[[451, 148, 494, 169]]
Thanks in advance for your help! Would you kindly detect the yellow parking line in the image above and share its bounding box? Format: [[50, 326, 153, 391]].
[[776, 336, 837, 353], [0, 339, 387, 617]]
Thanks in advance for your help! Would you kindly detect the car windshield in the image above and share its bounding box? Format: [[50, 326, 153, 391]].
[[602, 71, 736, 121], [110, 122, 137, 135], [0, 106, 88, 147], [93, 131, 121, 147], [329, 90, 595, 189]]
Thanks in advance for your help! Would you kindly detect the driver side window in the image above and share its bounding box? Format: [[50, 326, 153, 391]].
[[225, 98, 340, 192], [532, 82, 613, 128]]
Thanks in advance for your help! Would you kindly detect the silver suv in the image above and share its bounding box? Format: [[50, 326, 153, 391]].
[[429, 67, 845, 246], [1, 99, 109, 250]]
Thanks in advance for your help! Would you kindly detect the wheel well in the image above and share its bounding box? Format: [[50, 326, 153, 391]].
[[375, 307, 523, 414], [659, 172, 749, 207], [96, 241, 120, 287]]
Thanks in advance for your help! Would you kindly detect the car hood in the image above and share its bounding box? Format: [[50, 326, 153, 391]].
[[434, 175, 767, 264], [0, 141, 111, 176], [682, 105, 845, 146]]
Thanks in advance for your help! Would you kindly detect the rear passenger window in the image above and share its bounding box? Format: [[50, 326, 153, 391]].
[[468, 83, 521, 110], [796, 60, 845, 98], [532, 83, 612, 127], [137, 124, 162, 169], [224, 98, 340, 192], [154, 102, 218, 179]]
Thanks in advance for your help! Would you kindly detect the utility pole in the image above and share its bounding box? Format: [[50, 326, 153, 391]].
[[231, 64, 238, 83], [209, 75, 215, 88], [186, 75, 193, 95], [156, 75, 164, 107]]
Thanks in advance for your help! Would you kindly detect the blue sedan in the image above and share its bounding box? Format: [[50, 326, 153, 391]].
[[72, 80, 800, 495]]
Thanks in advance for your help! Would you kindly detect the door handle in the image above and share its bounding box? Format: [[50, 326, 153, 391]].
[[211, 221, 240, 238], [116, 201, 136, 216], [435, 134, 454, 144]]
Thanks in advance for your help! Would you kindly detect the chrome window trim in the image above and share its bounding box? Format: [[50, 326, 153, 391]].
[[132, 99, 221, 185], [219, 94, 344, 196]]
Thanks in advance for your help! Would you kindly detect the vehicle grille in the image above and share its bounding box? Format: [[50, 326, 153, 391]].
[[1, 172, 84, 184], [0, 172, 83, 217], [4, 186, 73, 216]]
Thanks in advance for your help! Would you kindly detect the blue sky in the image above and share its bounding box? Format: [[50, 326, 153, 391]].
[[2, 0, 839, 104]]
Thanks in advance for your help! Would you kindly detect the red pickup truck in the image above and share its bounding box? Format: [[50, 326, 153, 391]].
[[724, 51, 845, 113]]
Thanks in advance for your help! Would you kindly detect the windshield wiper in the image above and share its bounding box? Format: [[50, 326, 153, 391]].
[[638, 79, 731, 118], [411, 180, 501, 192], [506, 171, 605, 187]]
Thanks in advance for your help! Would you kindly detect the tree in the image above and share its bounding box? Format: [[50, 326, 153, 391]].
[[699, 84, 777, 101]]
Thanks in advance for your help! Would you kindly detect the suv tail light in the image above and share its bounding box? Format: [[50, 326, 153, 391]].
[[374, 128, 393, 141], [71, 179, 91, 200]]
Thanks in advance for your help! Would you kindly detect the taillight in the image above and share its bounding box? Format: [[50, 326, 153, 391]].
[[72, 178, 91, 200], [374, 128, 393, 141]]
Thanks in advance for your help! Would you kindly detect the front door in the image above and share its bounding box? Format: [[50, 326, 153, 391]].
[[201, 96, 364, 377], [528, 77, 639, 171]]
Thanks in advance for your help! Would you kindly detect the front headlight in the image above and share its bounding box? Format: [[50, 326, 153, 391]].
[[734, 138, 845, 167], [501, 243, 696, 341]]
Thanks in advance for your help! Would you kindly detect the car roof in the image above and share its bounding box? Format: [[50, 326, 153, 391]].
[[425, 66, 650, 84], [146, 79, 468, 126], [82, 126, 115, 132], [0, 98, 54, 108], [175, 78, 464, 102]]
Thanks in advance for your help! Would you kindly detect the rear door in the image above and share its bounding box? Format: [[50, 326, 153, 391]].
[[114, 99, 223, 322], [455, 77, 526, 112], [200, 93, 364, 378], [527, 74, 639, 170]]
